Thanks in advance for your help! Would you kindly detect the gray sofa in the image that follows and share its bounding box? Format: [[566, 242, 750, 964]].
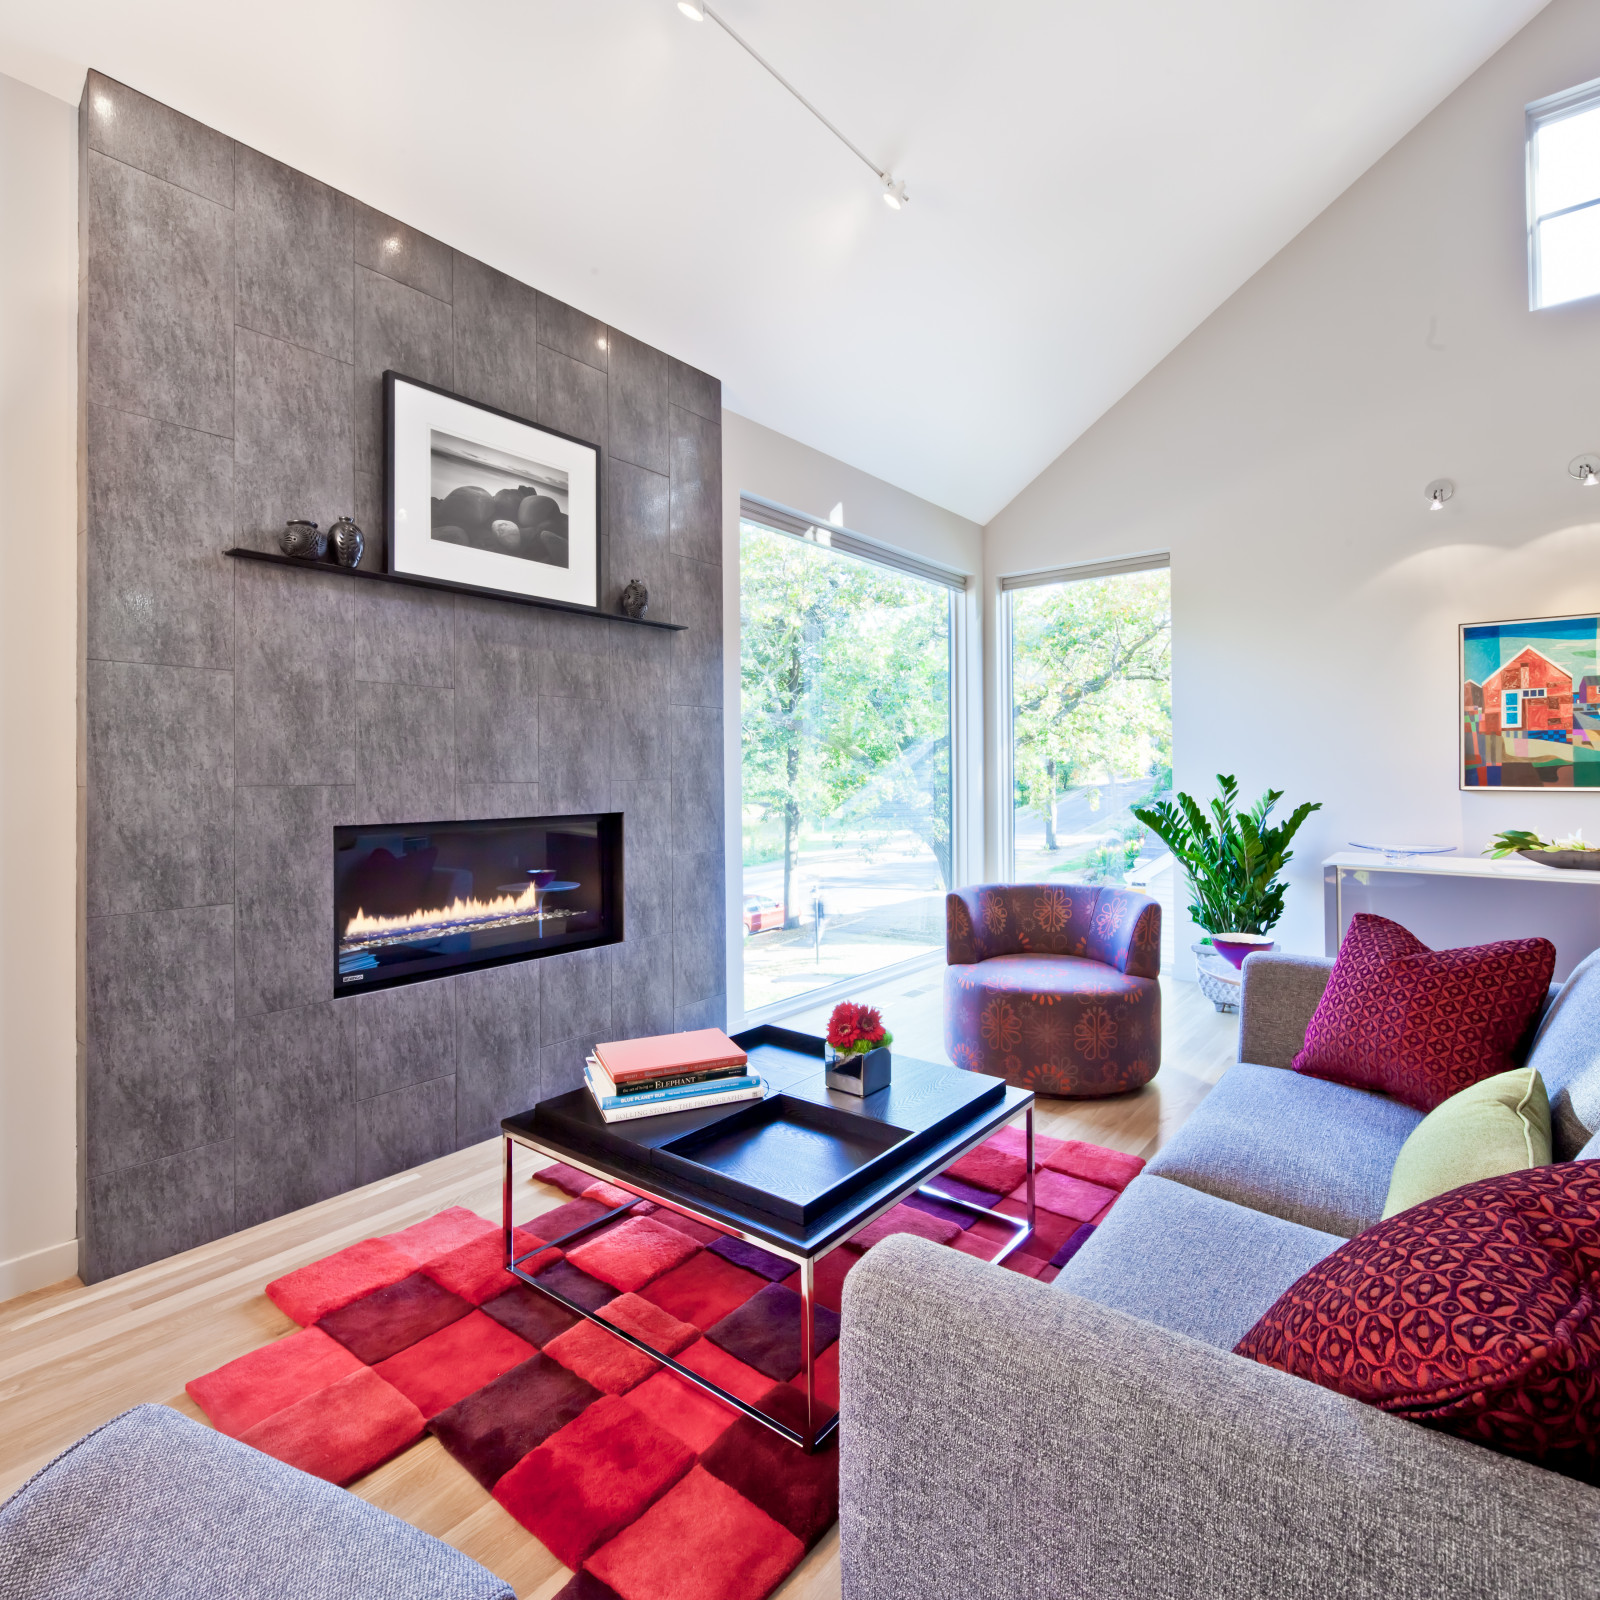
[[0, 1404, 512, 1599], [840, 950, 1600, 1600]]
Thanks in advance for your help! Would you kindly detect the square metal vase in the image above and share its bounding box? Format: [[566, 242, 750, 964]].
[[825, 1047, 892, 1097]]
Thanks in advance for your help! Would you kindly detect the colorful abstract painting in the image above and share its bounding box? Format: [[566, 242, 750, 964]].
[[1461, 614, 1600, 789]]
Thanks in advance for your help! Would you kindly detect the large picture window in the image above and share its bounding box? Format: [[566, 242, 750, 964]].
[[1002, 558, 1173, 967], [739, 502, 960, 1016]]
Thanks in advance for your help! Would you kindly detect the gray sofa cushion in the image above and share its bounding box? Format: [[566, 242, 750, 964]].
[[1144, 1061, 1422, 1236], [1527, 946, 1600, 1159], [1237, 953, 1333, 1070], [0, 1403, 512, 1600], [1053, 1174, 1343, 1348]]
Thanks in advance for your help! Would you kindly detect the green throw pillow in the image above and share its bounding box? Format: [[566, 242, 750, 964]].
[[1382, 1066, 1551, 1219]]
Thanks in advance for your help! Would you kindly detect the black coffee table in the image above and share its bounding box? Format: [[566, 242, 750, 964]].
[[500, 1025, 1036, 1451]]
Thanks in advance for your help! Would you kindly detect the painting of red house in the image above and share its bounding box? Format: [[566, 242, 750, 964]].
[[1478, 648, 1573, 735], [1462, 614, 1600, 789]]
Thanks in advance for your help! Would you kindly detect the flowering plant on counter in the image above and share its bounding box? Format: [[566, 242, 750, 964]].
[[1486, 827, 1600, 858], [826, 1001, 893, 1055]]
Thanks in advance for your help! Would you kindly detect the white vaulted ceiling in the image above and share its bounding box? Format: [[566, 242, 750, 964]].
[[0, 0, 1550, 521]]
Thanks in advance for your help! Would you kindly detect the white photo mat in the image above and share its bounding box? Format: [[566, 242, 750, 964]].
[[387, 373, 600, 606]]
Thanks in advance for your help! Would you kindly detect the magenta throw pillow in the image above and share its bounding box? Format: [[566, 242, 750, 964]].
[[1235, 1164, 1600, 1468], [1292, 913, 1553, 1113]]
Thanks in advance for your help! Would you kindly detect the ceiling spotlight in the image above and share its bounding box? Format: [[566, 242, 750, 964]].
[[1570, 453, 1600, 486], [677, 1, 705, 18], [882, 177, 909, 211], [1426, 478, 1454, 511]]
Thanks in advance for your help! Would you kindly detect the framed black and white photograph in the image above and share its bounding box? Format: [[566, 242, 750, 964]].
[[385, 371, 600, 607]]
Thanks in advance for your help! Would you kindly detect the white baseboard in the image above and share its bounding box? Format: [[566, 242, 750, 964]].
[[0, 1238, 79, 1303]]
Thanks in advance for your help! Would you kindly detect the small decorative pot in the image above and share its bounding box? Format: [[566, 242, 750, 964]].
[[825, 1044, 892, 1097], [329, 515, 365, 568], [1191, 940, 1242, 1014], [1209, 932, 1275, 970], [281, 519, 326, 559], [619, 578, 649, 619]]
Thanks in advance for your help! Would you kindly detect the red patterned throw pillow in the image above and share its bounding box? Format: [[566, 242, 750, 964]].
[[1235, 1164, 1600, 1466], [1292, 914, 1553, 1112]]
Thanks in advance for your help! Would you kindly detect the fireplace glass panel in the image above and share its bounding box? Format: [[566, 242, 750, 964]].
[[334, 812, 622, 994]]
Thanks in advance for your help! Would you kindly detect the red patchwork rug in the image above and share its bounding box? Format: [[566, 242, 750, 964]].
[[185, 1129, 1143, 1600]]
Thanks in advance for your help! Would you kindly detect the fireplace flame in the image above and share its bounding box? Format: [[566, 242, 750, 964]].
[[342, 881, 573, 951]]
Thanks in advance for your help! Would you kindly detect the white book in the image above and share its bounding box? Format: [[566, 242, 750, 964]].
[[584, 1064, 765, 1123]]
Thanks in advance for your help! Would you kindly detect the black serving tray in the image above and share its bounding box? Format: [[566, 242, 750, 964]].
[[522, 1028, 1009, 1230], [654, 1094, 914, 1224]]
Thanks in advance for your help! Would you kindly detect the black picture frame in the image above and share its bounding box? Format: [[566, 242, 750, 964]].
[[384, 370, 602, 608]]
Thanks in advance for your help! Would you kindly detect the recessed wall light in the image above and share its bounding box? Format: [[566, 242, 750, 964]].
[[92, 93, 113, 118], [1570, 453, 1600, 486], [597, 337, 608, 351], [1426, 478, 1454, 510], [383, 236, 402, 255]]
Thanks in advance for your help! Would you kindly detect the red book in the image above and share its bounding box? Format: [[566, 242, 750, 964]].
[[594, 1028, 748, 1086]]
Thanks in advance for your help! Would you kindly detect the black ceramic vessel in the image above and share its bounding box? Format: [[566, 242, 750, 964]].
[[329, 515, 365, 568]]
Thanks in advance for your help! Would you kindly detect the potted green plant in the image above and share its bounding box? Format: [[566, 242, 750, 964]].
[[1131, 775, 1321, 1010]]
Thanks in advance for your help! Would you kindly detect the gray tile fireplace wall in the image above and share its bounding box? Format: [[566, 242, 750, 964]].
[[78, 72, 725, 1282]]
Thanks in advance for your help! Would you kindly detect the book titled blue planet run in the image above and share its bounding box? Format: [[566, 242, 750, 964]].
[[582, 1061, 765, 1123]]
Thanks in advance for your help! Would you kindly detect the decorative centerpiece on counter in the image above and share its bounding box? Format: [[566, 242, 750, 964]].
[[1487, 828, 1600, 871], [280, 519, 326, 559], [825, 1001, 893, 1097]]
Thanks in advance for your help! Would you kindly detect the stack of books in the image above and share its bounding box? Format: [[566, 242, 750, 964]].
[[584, 1027, 764, 1123]]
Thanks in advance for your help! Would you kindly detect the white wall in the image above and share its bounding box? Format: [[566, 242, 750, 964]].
[[0, 70, 79, 1297], [720, 410, 984, 1023], [983, 0, 1600, 973]]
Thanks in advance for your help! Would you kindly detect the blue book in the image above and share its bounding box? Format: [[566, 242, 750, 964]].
[[583, 1061, 762, 1115]]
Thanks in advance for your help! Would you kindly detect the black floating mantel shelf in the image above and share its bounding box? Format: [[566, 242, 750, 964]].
[[225, 548, 688, 631]]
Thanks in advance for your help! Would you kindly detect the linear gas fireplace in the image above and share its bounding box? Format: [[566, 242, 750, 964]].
[[334, 812, 623, 994]]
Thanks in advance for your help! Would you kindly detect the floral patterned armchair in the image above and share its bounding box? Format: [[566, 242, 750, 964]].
[[944, 884, 1161, 1097]]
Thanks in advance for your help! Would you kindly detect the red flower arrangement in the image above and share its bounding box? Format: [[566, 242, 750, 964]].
[[826, 1001, 893, 1055]]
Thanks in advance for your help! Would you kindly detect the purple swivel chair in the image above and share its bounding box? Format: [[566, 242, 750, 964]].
[[943, 884, 1162, 1096]]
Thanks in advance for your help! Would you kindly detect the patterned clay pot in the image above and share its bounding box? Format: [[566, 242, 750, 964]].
[[1192, 940, 1241, 1014], [280, 519, 326, 559], [329, 515, 365, 568]]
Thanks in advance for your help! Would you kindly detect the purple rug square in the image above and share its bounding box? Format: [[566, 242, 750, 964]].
[[704, 1283, 841, 1383], [429, 1353, 601, 1488], [316, 1272, 472, 1365], [709, 1237, 793, 1282], [481, 1282, 582, 1347], [530, 1197, 622, 1247], [902, 1190, 972, 1229], [1050, 1222, 1096, 1269], [553, 1573, 626, 1600], [922, 1175, 1003, 1208], [534, 1258, 619, 1313]]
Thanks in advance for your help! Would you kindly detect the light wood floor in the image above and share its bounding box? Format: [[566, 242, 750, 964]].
[[0, 976, 1237, 1598]]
